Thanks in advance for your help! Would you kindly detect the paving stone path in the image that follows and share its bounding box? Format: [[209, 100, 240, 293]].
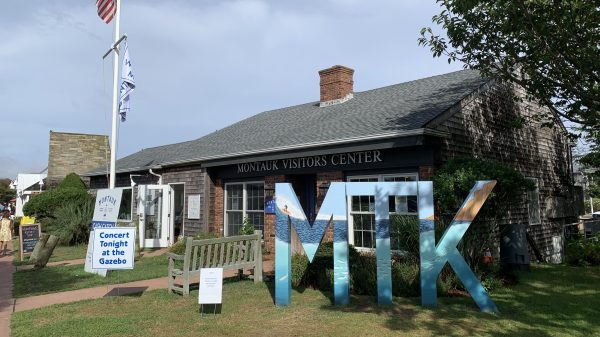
[[0, 243, 273, 337]]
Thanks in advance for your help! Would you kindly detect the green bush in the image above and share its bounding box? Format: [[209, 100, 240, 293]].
[[432, 157, 533, 213], [47, 197, 94, 245], [23, 188, 92, 218], [391, 257, 421, 297], [351, 253, 378, 295], [291, 253, 309, 287], [169, 231, 221, 255], [351, 253, 421, 297], [290, 242, 360, 291], [240, 217, 255, 235], [57, 173, 87, 190], [565, 235, 600, 266]]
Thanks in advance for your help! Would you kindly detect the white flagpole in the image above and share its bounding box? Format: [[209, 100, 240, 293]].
[[109, 0, 121, 189]]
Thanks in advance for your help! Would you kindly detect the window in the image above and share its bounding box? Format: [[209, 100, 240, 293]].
[[117, 188, 132, 222], [225, 182, 264, 236], [527, 178, 541, 225], [348, 174, 418, 250]]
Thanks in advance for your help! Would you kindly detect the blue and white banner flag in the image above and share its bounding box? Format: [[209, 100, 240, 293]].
[[119, 42, 135, 122]]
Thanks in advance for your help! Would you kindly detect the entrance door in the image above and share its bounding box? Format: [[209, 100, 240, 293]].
[[138, 185, 172, 248]]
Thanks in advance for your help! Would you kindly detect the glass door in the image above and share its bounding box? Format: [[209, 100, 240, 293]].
[[138, 185, 171, 248]]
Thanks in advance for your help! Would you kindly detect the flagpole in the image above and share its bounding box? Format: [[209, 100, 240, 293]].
[[109, 0, 121, 189]]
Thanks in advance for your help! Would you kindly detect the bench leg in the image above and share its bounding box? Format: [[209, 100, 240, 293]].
[[183, 279, 190, 296]]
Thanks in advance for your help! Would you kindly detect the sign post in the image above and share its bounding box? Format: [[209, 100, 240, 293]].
[[19, 223, 41, 261], [85, 188, 123, 276]]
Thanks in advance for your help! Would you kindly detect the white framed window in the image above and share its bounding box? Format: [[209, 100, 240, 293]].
[[527, 178, 541, 225], [224, 181, 264, 236], [117, 187, 133, 222], [347, 173, 419, 250]]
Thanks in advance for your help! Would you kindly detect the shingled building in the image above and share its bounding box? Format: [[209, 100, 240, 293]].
[[85, 66, 576, 264]]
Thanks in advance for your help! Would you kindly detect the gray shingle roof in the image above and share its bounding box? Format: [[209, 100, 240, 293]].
[[84, 69, 490, 176]]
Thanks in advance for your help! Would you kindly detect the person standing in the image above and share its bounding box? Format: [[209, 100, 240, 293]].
[[0, 211, 13, 256]]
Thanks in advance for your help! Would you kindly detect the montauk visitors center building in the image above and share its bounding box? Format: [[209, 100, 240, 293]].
[[85, 65, 577, 266]]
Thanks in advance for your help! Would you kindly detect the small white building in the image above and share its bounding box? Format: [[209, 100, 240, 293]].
[[11, 170, 47, 217]]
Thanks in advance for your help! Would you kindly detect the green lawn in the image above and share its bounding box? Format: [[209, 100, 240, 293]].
[[11, 264, 600, 337], [12, 255, 168, 298], [12, 239, 88, 266]]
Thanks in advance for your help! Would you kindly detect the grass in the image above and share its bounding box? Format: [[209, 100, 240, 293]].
[[11, 264, 600, 337], [12, 255, 168, 298], [12, 238, 88, 266]]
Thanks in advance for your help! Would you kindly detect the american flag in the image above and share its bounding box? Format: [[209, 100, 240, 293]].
[[96, 0, 117, 24]]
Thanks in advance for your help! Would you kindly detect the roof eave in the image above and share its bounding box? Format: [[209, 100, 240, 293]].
[[160, 128, 448, 167]]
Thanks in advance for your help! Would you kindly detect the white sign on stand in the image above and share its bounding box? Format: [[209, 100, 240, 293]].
[[198, 268, 224, 304], [84, 231, 107, 276], [85, 188, 124, 276], [92, 227, 136, 270]]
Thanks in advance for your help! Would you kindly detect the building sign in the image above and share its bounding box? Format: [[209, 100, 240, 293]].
[[188, 194, 201, 220], [264, 196, 276, 214], [91, 227, 136, 270], [274, 181, 499, 313], [236, 150, 383, 174]]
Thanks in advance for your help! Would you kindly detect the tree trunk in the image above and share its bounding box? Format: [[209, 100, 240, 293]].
[[29, 233, 50, 263], [34, 235, 59, 269]]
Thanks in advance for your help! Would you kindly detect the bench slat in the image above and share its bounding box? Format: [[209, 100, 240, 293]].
[[206, 244, 213, 268], [199, 245, 206, 269], [219, 242, 225, 266], [192, 246, 199, 271], [224, 242, 231, 266]]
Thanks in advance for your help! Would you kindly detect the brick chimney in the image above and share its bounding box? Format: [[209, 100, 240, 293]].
[[318, 65, 354, 107]]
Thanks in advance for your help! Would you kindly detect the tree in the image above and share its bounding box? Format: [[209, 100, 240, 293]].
[[0, 178, 16, 203], [418, 0, 600, 130]]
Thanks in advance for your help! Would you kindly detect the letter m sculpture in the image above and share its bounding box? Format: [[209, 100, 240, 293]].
[[275, 183, 350, 306]]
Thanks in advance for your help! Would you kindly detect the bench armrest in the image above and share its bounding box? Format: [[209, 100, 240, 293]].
[[166, 252, 185, 261]]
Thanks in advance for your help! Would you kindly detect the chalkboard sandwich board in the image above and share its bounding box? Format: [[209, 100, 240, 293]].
[[19, 223, 41, 261]]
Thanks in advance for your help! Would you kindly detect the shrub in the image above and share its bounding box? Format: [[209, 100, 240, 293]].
[[391, 257, 421, 297], [290, 242, 360, 291], [291, 253, 308, 287], [24, 188, 92, 218], [169, 231, 221, 255], [351, 253, 421, 297], [240, 217, 255, 235], [351, 253, 378, 295], [47, 197, 94, 245], [565, 235, 600, 266], [57, 173, 87, 190]]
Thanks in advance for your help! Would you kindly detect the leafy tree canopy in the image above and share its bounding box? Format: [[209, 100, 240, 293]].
[[432, 157, 534, 215], [418, 0, 600, 130], [0, 178, 16, 203]]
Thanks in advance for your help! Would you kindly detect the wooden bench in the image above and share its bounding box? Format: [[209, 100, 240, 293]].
[[167, 230, 263, 296]]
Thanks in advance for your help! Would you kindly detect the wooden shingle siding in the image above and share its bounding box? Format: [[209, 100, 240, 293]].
[[161, 165, 205, 236], [429, 82, 575, 261]]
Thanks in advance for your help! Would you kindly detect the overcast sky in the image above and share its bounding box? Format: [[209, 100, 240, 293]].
[[0, 0, 463, 179]]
